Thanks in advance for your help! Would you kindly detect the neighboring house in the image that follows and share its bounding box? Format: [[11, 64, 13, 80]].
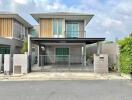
[[29, 12, 105, 71], [0, 12, 32, 72]]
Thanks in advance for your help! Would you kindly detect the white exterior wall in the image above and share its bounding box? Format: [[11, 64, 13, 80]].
[[13, 54, 28, 74]]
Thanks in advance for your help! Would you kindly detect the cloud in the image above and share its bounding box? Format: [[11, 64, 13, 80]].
[[0, 0, 131, 40], [14, 0, 28, 4], [115, 1, 132, 15], [102, 18, 123, 28]]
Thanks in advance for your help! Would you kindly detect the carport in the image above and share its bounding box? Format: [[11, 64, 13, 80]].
[[28, 35, 105, 72]]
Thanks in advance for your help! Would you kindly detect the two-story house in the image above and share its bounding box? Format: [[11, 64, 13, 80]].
[[0, 12, 32, 72], [30, 12, 105, 71]]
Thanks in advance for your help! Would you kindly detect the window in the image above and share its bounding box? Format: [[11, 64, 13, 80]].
[[53, 19, 62, 37], [66, 22, 79, 38], [55, 48, 69, 63]]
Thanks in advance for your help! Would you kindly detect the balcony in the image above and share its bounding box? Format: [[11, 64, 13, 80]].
[[64, 31, 86, 38], [13, 33, 24, 40]]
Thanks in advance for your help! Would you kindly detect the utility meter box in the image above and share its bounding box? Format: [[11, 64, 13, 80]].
[[94, 54, 108, 73]]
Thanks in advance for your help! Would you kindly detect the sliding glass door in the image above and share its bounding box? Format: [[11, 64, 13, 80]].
[[55, 48, 69, 64], [66, 22, 79, 38]]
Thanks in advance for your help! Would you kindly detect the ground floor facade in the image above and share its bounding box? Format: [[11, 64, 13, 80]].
[[0, 36, 107, 74], [38, 44, 86, 66], [30, 37, 105, 72]]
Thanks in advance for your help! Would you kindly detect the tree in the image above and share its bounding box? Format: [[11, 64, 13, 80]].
[[118, 37, 132, 74], [21, 39, 28, 54]]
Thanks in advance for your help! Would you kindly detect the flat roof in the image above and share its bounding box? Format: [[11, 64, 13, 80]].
[[31, 12, 94, 25], [0, 12, 32, 28], [30, 37, 105, 44]]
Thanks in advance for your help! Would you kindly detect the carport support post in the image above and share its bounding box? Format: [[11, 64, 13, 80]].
[[28, 34, 32, 55], [10, 45, 15, 73], [83, 44, 86, 67], [28, 34, 32, 72]]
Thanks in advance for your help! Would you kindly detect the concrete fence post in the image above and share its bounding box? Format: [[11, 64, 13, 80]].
[[4, 54, 11, 75], [28, 34, 32, 72]]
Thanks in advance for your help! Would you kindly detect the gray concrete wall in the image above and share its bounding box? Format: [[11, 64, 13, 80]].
[[101, 43, 119, 66], [79, 21, 85, 38], [13, 54, 28, 74], [86, 43, 119, 68]]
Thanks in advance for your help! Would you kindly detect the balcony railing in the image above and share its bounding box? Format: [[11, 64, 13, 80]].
[[64, 31, 86, 38], [13, 33, 24, 40]]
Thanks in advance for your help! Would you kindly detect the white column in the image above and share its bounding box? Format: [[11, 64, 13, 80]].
[[28, 34, 32, 72], [83, 44, 86, 67], [28, 34, 32, 55]]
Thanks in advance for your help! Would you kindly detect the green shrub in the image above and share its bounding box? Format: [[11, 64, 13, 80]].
[[21, 39, 28, 54], [118, 37, 132, 74]]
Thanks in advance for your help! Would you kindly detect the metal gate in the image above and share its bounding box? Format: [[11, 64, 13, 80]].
[[31, 55, 92, 72]]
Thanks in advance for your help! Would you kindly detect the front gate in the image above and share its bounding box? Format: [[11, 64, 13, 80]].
[[31, 55, 93, 72]]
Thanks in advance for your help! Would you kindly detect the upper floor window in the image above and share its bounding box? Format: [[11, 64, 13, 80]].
[[66, 22, 79, 38], [13, 20, 25, 40], [53, 19, 62, 38]]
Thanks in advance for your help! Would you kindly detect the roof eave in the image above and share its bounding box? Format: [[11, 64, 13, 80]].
[[31, 13, 94, 25], [0, 13, 32, 28]]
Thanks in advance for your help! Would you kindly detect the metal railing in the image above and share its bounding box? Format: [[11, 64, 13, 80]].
[[13, 33, 24, 40], [38, 55, 84, 72], [64, 31, 86, 38], [39, 54, 85, 67], [31, 55, 94, 72]]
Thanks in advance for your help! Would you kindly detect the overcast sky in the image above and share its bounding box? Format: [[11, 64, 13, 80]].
[[0, 0, 132, 41]]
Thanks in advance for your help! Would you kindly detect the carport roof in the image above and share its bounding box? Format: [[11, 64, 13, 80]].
[[30, 37, 105, 44]]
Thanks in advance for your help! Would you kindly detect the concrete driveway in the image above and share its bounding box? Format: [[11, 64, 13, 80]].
[[0, 80, 131, 100]]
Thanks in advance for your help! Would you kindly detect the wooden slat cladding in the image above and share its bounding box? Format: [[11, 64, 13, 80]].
[[40, 19, 53, 38], [0, 18, 13, 37]]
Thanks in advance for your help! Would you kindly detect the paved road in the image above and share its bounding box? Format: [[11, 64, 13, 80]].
[[0, 80, 132, 100]]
